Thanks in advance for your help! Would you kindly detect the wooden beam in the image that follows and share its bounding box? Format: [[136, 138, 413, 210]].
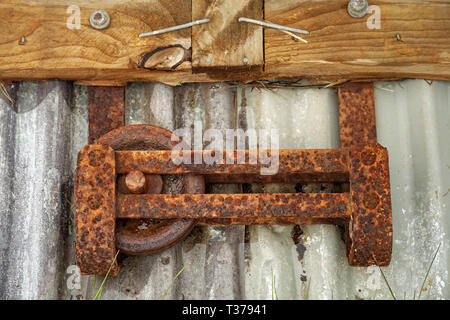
[[264, 0, 450, 81], [0, 0, 193, 78], [0, 0, 449, 84], [192, 0, 263, 72]]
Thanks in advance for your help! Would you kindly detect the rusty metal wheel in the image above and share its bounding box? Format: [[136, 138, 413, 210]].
[[97, 124, 203, 255]]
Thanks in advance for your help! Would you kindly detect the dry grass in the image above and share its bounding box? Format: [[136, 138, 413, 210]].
[[0, 81, 14, 104]]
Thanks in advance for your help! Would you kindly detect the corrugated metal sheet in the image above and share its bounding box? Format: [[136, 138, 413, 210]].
[[0, 81, 71, 299], [240, 80, 450, 300], [0, 79, 448, 300]]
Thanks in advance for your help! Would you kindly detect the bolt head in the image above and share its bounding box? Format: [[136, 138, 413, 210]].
[[125, 170, 146, 194], [90, 10, 111, 30], [243, 57, 249, 64], [347, 0, 369, 18]]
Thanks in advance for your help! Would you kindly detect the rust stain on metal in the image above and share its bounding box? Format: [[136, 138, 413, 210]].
[[88, 86, 125, 144], [345, 143, 392, 266], [97, 124, 201, 256], [145, 175, 164, 194], [116, 192, 350, 223], [115, 149, 350, 183], [338, 82, 377, 148], [75, 132, 392, 268], [75, 144, 119, 276], [77, 80, 394, 274], [97, 124, 180, 150]]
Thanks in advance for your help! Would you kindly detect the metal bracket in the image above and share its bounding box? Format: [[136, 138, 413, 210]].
[[76, 82, 392, 275]]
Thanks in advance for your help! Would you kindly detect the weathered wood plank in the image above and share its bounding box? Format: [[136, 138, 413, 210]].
[[192, 0, 263, 72], [0, 0, 449, 83], [264, 0, 450, 80], [0, 0, 192, 74]]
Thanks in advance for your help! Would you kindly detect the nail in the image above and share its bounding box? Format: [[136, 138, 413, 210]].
[[238, 17, 310, 35], [347, 0, 369, 18], [139, 18, 210, 38]]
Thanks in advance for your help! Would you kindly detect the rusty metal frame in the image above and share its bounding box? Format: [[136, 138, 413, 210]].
[[75, 82, 392, 275], [75, 144, 120, 276]]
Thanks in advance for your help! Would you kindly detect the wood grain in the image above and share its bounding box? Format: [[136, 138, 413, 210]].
[[0, 0, 192, 74], [192, 0, 263, 72], [264, 0, 450, 80], [0, 0, 449, 83]]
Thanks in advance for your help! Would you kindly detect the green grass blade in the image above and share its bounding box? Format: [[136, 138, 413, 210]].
[[92, 275, 97, 300], [418, 243, 441, 300], [378, 266, 396, 300], [305, 278, 311, 300], [271, 267, 279, 300], [271, 267, 274, 300], [270, 267, 279, 300], [162, 262, 189, 300], [274, 282, 279, 300], [93, 250, 120, 300]]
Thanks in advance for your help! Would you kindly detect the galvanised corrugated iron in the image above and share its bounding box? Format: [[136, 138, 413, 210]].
[[0, 80, 448, 300]]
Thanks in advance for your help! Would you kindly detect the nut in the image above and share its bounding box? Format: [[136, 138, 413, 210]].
[[90, 10, 111, 30], [347, 0, 369, 19]]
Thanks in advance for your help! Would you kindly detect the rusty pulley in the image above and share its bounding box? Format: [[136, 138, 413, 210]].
[[98, 125, 204, 256]]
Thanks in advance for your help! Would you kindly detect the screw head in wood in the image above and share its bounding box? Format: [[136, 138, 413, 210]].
[[90, 10, 111, 30], [347, 0, 369, 18]]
